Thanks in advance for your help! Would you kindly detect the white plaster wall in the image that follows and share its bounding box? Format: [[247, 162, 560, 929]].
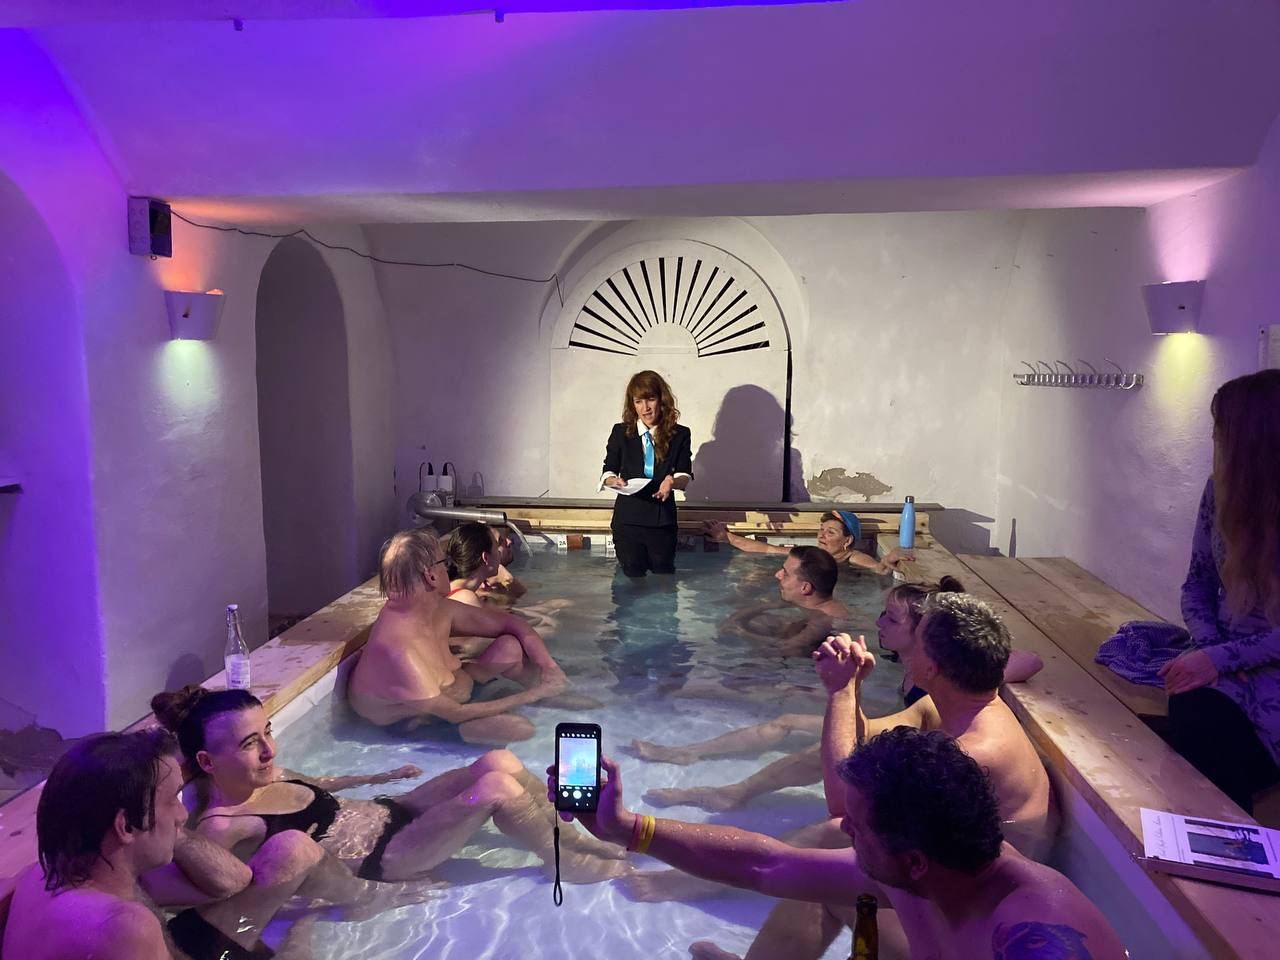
[[374, 214, 1024, 553], [0, 170, 105, 737], [992, 209, 1188, 617], [751, 213, 1023, 552], [993, 111, 1280, 621], [0, 31, 397, 728], [368, 221, 592, 513], [96, 221, 397, 727]]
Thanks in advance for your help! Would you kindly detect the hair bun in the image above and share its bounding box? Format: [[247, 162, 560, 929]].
[[150, 684, 209, 732]]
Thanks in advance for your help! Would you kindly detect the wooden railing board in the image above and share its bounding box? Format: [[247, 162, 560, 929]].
[[959, 555, 1167, 719], [883, 539, 1276, 959]]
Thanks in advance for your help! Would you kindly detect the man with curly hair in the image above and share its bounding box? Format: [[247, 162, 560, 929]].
[[550, 727, 1126, 960]]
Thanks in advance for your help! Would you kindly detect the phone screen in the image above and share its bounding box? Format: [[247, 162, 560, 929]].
[[555, 723, 601, 812]]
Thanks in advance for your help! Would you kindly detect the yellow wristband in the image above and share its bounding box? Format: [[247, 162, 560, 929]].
[[634, 815, 657, 855]]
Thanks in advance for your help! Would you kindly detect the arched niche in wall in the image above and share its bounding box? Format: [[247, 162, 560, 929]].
[[547, 226, 805, 502], [255, 237, 358, 622], [0, 171, 104, 737]]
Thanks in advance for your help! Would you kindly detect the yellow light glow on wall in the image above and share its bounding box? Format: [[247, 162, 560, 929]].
[[1150, 332, 1215, 427], [154, 340, 220, 418]]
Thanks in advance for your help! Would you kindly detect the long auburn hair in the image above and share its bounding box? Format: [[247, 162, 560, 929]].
[[622, 370, 680, 462], [1211, 370, 1280, 624]]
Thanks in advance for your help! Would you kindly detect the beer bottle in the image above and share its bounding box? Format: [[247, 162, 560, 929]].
[[851, 894, 878, 960]]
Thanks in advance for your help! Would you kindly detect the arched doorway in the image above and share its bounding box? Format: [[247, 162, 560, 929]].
[[0, 172, 104, 738], [547, 231, 801, 501], [255, 237, 357, 627]]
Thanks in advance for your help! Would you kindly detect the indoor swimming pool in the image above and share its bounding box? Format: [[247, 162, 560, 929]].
[[266, 547, 901, 959]]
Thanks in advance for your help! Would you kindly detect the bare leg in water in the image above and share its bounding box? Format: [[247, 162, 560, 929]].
[[196, 831, 324, 952], [377, 750, 628, 883], [627, 714, 821, 765], [644, 743, 822, 812], [688, 901, 844, 960], [689, 900, 910, 960]]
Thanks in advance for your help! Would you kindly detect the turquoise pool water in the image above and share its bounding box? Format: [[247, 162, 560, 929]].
[[269, 547, 904, 959]]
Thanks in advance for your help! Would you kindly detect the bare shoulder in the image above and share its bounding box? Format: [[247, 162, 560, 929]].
[[195, 809, 259, 848], [94, 899, 168, 960], [16, 890, 168, 960], [989, 860, 1126, 959], [959, 699, 1032, 757], [450, 588, 482, 607]]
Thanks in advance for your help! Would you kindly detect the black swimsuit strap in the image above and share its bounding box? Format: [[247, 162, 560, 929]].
[[198, 779, 340, 841]]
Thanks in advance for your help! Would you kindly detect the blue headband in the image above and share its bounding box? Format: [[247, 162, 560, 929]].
[[836, 510, 862, 541]]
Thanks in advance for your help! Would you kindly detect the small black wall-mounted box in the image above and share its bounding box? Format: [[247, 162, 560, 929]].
[[127, 196, 172, 258]]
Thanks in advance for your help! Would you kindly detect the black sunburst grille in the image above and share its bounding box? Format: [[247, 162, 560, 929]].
[[569, 256, 771, 358]]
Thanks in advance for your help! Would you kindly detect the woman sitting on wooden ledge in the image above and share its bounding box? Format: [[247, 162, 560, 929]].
[[1164, 369, 1280, 813], [704, 509, 911, 576]]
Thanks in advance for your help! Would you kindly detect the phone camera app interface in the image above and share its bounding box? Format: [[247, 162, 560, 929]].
[[558, 732, 599, 810]]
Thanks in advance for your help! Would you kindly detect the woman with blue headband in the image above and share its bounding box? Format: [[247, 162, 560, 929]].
[[704, 509, 910, 576]]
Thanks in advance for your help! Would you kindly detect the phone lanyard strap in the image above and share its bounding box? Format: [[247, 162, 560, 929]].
[[552, 821, 564, 906]]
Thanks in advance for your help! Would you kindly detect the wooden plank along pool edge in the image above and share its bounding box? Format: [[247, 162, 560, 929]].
[[886, 539, 1275, 960]]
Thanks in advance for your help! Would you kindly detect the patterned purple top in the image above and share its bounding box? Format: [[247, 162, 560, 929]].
[[1181, 477, 1280, 765]]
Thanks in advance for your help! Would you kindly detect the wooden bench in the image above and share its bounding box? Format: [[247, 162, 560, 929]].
[[958, 554, 1168, 721], [887, 538, 1278, 960]]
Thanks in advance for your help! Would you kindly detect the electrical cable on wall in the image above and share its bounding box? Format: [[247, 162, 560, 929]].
[[169, 210, 565, 306]]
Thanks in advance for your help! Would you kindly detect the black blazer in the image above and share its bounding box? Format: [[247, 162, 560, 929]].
[[602, 422, 693, 528]]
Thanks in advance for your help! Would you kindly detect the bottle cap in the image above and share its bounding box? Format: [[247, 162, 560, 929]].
[[904, 496, 915, 504], [227, 603, 238, 611]]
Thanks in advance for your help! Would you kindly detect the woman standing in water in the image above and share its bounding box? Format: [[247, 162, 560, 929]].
[[1164, 369, 1280, 813], [599, 370, 693, 578]]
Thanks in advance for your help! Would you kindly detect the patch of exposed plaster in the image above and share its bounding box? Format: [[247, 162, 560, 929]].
[[808, 468, 894, 503]]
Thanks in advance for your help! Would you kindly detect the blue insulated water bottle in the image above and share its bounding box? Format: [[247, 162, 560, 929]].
[[899, 496, 916, 550]]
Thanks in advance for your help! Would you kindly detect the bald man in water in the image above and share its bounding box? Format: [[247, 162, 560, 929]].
[[349, 528, 568, 745]]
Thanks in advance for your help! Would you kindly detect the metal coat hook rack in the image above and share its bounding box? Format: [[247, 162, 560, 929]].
[[1013, 358, 1143, 390]]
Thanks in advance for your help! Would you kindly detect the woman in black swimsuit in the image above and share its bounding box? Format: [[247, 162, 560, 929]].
[[152, 686, 630, 884]]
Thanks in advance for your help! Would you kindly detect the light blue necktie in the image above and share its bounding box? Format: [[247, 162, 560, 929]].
[[642, 431, 655, 479]]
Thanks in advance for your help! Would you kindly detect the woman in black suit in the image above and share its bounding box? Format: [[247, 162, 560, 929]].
[[599, 370, 693, 577]]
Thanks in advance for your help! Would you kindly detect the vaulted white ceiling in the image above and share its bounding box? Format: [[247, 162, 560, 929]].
[[11, 0, 1280, 221]]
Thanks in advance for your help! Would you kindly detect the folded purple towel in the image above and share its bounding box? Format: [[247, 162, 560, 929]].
[[1095, 620, 1192, 687]]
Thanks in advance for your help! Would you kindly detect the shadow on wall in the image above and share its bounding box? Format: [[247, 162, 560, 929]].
[[930, 508, 997, 557], [165, 653, 209, 693], [690, 384, 810, 502]]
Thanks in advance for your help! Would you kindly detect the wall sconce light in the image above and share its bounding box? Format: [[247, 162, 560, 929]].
[[1142, 280, 1204, 335], [164, 289, 225, 340]]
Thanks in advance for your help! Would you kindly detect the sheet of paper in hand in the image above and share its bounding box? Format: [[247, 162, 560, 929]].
[[612, 478, 654, 496]]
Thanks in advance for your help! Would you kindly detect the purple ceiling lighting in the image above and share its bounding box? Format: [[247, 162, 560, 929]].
[[14, 0, 1280, 222], [3, 0, 843, 27]]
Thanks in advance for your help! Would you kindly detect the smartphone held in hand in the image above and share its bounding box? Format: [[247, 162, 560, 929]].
[[554, 722, 602, 813]]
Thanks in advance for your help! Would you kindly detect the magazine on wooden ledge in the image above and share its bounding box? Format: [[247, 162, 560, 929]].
[[1140, 807, 1280, 895]]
